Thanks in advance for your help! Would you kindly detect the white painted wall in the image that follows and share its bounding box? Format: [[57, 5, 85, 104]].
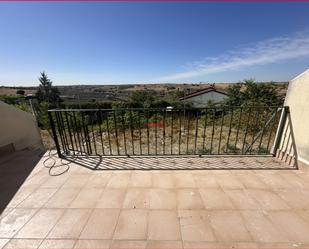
[[0, 101, 43, 151], [184, 91, 228, 107], [284, 69, 309, 165]]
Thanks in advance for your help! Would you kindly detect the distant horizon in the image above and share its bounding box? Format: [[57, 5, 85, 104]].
[[1, 2, 309, 86], [0, 80, 290, 88]]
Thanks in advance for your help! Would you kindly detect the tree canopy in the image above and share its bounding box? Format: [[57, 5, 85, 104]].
[[225, 79, 282, 107], [35, 72, 61, 108]]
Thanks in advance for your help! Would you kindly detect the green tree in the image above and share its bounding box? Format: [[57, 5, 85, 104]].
[[225, 79, 282, 107], [36, 72, 61, 108]]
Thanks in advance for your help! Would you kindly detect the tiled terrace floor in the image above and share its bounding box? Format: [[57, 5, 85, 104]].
[[1, 150, 309, 249]]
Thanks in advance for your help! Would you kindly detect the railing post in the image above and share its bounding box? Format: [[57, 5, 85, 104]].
[[271, 106, 288, 156], [48, 111, 62, 158]]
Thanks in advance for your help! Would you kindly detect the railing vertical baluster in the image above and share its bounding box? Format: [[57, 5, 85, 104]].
[[72, 112, 83, 155], [58, 112, 70, 154], [202, 109, 208, 154], [113, 110, 120, 155], [226, 108, 234, 154], [178, 110, 182, 155], [194, 111, 199, 155], [129, 110, 135, 155], [258, 108, 273, 153], [48, 111, 62, 158], [69, 112, 78, 155], [121, 110, 127, 155], [170, 109, 174, 155], [75, 114, 86, 154], [249, 108, 260, 154], [146, 109, 150, 155], [267, 109, 285, 153], [98, 110, 105, 155], [105, 111, 112, 155], [138, 110, 142, 155], [242, 107, 252, 154], [210, 108, 216, 154], [234, 107, 243, 153], [155, 112, 158, 155], [163, 109, 166, 155], [218, 108, 225, 154], [81, 111, 91, 154], [65, 112, 75, 155], [90, 111, 98, 155], [54, 112, 65, 153], [186, 112, 190, 154]]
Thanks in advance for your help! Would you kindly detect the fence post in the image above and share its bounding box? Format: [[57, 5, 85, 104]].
[[271, 106, 288, 156], [48, 111, 62, 158]]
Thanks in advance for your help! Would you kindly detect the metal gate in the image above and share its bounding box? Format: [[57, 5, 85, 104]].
[[48, 106, 285, 158]]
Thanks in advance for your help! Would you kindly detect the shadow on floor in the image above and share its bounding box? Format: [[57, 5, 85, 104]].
[[63, 154, 297, 171], [0, 150, 42, 215]]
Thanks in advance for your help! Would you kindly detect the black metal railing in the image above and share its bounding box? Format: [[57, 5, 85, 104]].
[[48, 106, 285, 158]]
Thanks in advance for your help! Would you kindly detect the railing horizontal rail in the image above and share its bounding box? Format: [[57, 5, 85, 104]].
[[48, 106, 285, 158]]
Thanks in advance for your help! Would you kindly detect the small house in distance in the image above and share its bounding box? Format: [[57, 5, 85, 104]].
[[180, 85, 228, 107]]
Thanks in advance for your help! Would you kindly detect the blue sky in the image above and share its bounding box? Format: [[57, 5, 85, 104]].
[[1, 2, 309, 86]]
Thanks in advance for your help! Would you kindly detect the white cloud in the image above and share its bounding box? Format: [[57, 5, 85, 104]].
[[156, 31, 309, 82]]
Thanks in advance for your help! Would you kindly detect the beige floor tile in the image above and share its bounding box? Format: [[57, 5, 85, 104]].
[[84, 173, 112, 188], [174, 173, 196, 188], [183, 241, 217, 249], [39, 239, 76, 249], [0, 209, 37, 238], [61, 174, 91, 189], [96, 188, 126, 208], [80, 209, 119, 239], [130, 172, 152, 187], [44, 188, 80, 208], [0, 239, 9, 249], [208, 211, 252, 242], [247, 189, 290, 210], [193, 175, 220, 189], [236, 174, 268, 189], [106, 173, 131, 188], [39, 174, 69, 188], [14, 209, 64, 239], [199, 189, 234, 210], [149, 189, 177, 210], [178, 210, 215, 241], [6, 188, 35, 208], [3, 239, 42, 249], [187, 241, 258, 249], [17, 188, 58, 208], [275, 189, 309, 209], [114, 210, 147, 240], [256, 173, 288, 189], [215, 174, 244, 189], [176, 189, 204, 209], [241, 211, 289, 243], [69, 188, 103, 208], [268, 211, 309, 243], [111, 240, 147, 249], [258, 242, 304, 249], [47, 209, 91, 239], [148, 210, 181, 241], [74, 240, 111, 249], [147, 240, 182, 249], [224, 189, 260, 210], [152, 173, 174, 189], [123, 188, 150, 209]]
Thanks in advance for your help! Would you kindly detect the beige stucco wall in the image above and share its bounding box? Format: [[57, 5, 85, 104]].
[[284, 69, 309, 164], [0, 101, 43, 151]]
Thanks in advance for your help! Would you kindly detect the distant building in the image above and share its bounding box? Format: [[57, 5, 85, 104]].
[[180, 86, 228, 107]]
